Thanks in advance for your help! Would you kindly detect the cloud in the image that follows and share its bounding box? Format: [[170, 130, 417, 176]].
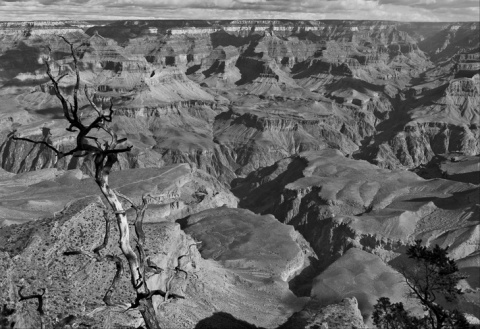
[[0, 0, 477, 21]]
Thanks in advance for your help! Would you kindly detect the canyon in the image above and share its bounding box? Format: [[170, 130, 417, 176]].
[[0, 19, 478, 328]]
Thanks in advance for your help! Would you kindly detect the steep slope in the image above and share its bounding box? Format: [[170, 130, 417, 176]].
[[361, 74, 480, 169], [418, 23, 479, 62], [213, 96, 381, 176], [310, 248, 414, 325], [187, 46, 242, 88]]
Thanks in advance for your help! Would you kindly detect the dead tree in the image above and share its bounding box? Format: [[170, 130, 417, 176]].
[[10, 36, 186, 329]]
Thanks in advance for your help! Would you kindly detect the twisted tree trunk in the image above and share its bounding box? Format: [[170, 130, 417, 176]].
[[95, 154, 161, 329]]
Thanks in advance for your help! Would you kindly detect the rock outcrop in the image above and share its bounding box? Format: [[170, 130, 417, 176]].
[[0, 197, 201, 328], [414, 153, 480, 184], [362, 74, 480, 170], [279, 297, 366, 329], [182, 207, 315, 282]]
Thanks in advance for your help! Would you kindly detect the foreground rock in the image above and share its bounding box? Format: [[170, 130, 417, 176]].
[[164, 207, 317, 328], [0, 164, 309, 328], [0, 202, 311, 328], [0, 197, 199, 328], [279, 297, 365, 329]]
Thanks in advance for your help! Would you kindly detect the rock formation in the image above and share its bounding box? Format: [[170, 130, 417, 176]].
[[0, 19, 479, 327], [279, 297, 366, 329]]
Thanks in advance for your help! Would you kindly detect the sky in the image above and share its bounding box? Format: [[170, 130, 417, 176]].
[[0, 0, 479, 22]]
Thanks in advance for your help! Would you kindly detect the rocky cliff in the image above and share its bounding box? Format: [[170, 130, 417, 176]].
[[362, 74, 480, 170], [0, 19, 445, 185]]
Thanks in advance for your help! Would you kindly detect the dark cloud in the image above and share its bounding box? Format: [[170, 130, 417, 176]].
[[379, 0, 478, 9], [38, 0, 62, 4]]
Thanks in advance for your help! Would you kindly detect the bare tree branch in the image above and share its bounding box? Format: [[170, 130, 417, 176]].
[[103, 255, 124, 306], [115, 191, 138, 210], [11, 136, 61, 157], [18, 286, 46, 316], [14, 35, 168, 329], [84, 85, 102, 115], [93, 210, 111, 257]]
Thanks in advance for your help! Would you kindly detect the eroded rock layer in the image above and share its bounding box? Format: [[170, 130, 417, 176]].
[[2, 20, 476, 185], [0, 19, 479, 327]]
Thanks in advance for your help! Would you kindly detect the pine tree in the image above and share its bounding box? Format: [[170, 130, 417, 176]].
[[372, 240, 470, 329]]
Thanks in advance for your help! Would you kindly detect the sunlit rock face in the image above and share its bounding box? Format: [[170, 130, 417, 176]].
[[310, 249, 411, 325], [279, 297, 366, 329], [182, 207, 314, 282], [0, 19, 457, 185], [362, 74, 480, 170]]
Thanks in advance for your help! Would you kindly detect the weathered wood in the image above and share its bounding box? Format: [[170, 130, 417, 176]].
[[12, 36, 162, 329]]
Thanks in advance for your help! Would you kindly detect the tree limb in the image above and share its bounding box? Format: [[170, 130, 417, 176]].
[[93, 210, 111, 257], [103, 255, 124, 306], [11, 136, 61, 157], [18, 286, 46, 316]]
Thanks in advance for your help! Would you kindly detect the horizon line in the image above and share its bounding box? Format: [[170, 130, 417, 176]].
[[1, 18, 479, 23]]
